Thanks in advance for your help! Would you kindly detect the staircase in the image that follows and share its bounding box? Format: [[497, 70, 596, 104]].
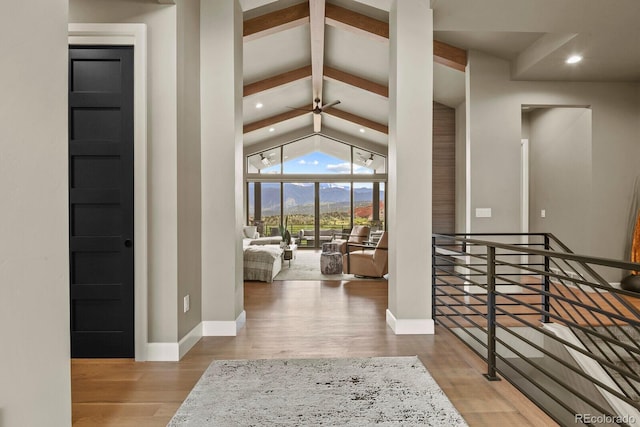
[[573, 325, 640, 404], [432, 232, 640, 424]]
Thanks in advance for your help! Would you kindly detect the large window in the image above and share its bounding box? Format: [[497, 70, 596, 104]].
[[247, 147, 281, 175], [261, 183, 281, 236], [353, 183, 373, 226], [319, 182, 351, 243], [246, 136, 386, 176], [283, 138, 351, 174], [245, 136, 387, 247], [283, 182, 314, 244]]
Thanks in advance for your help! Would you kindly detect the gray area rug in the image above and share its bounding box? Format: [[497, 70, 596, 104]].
[[167, 356, 468, 426], [274, 250, 385, 281]]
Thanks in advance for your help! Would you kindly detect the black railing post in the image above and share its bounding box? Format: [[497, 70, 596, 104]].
[[484, 245, 500, 381], [543, 234, 551, 323]]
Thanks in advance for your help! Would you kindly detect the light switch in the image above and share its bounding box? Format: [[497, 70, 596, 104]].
[[475, 208, 492, 218], [541, 209, 546, 218]]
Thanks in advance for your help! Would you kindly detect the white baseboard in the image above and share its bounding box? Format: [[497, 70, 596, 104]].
[[202, 311, 246, 336], [147, 326, 202, 362], [386, 309, 435, 334], [179, 323, 203, 360], [146, 312, 246, 360], [146, 342, 179, 361]]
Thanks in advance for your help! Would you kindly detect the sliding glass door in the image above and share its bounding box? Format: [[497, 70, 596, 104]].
[[261, 182, 281, 237], [248, 181, 385, 247], [283, 183, 315, 247], [319, 182, 351, 247]]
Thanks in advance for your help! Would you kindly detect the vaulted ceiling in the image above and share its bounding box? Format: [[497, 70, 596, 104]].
[[240, 0, 640, 152], [242, 0, 465, 153]]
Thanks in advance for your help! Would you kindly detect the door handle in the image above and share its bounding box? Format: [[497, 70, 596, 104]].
[[124, 239, 133, 248]]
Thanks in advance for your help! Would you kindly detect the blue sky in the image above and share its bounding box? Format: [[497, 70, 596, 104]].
[[275, 151, 372, 175]]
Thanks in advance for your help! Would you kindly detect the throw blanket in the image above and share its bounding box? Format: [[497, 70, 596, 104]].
[[243, 245, 282, 283], [249, 236, 283, 245]]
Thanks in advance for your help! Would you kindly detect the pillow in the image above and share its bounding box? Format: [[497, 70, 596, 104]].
[[243, 225, 258, 239]]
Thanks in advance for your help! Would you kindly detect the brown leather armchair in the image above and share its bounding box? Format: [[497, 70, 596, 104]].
[[343, 231, 388, 278], [332, 225, 370, 254]]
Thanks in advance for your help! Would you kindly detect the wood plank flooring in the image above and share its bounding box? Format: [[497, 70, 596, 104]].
[[72, 280, 559, 426]]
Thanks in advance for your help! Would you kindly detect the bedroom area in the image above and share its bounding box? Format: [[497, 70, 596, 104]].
[[241, 134, 388, 283]]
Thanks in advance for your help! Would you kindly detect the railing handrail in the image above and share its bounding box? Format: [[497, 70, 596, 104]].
[[432, 232, 640, 424], [433, 233, 640, 274]]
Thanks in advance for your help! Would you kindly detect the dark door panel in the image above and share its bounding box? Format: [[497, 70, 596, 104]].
[[69, 46, 134, 358]]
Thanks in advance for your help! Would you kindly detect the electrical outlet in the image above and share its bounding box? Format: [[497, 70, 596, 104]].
[[184, 294, 190, 313]]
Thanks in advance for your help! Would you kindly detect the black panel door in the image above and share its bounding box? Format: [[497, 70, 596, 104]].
[[69, 46, 134, 358]]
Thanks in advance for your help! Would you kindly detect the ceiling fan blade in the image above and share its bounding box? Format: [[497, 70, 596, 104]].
[[313, 114, 322, 133], [321, 100, 341, 111], [286, 106, 312, 112]]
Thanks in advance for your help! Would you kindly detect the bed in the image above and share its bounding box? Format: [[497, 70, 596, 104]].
[[243, 244, 283, 283], [248, 236, 283, 245]]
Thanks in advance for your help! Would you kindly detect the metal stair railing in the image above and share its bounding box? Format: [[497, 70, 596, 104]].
[[432, 233, 640, 427]]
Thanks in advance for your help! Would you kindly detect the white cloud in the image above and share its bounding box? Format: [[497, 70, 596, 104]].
[[326, 162, 352, 173], [298, 159, 320, 165]]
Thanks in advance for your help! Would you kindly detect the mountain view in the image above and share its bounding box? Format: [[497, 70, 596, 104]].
[[248, 183, 385, 234], [251, 183, 384, 216]]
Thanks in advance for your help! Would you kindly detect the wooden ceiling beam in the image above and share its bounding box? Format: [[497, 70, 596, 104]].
[[325, 108, 388, 135], [244, 66, 312, 97], [325, 3, 388, 42], [243, 2, 309, 42], [434, 40, 467, 72], [244, 4, 466, 72], [325, 4, 467, 71], [243, 107, 309, 134], [324, 66, 388, 98]]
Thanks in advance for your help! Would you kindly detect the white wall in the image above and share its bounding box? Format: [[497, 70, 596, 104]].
[[529, 108, 592, 255], [467, 50, 640, 270], [69, 0, 180, 343], [200, 0, 245, 327], [177, 0, 202, 340], [387, 0, 434, 333], [0, 0, 71, 425]]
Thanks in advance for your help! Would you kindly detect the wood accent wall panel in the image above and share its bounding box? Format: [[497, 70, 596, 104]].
[[433, 102, 456, 234]]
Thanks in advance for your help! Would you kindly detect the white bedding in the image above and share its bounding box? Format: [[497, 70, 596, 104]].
[[249, 236, 283, 246], [243, 244, 282, 283]]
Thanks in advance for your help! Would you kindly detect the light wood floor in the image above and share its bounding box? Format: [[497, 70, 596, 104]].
[[72, 279, 559, 426]]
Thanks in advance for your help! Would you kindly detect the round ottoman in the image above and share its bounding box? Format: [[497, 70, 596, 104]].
[[322, 242, 340, 253], [320, 252, 343, 275]]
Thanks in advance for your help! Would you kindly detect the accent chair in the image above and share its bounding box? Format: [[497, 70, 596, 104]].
[[332, 225, 371, 254], [343, 231, 388, 278]]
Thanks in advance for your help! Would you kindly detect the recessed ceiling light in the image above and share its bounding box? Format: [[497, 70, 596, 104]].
[[359, 128, 365, 133], [268, 127, 275, 132], [255, 102, 263, 109], [566, 55, 582, 64]]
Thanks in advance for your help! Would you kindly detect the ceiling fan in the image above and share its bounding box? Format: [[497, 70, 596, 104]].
[[358, 153, 374, 167], [260, 152, 275, 166], [287, 97, 341, 133], [288, 97, 341, 115], [311, 97, 340, 114]]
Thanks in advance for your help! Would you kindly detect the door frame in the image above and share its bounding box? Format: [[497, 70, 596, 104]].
[[520, 138, 530, 272], [69, 23, 148, 361], [521, 138, 529, 234]]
